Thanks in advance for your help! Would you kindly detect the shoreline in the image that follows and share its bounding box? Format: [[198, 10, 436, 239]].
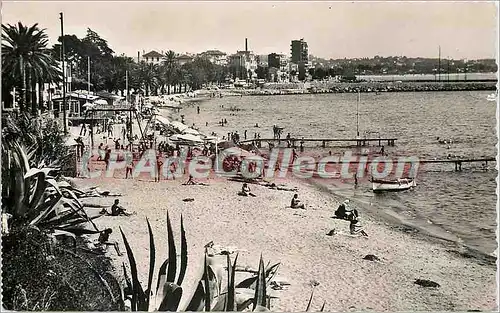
[[215, 81, 497, 97], [174, 94, 497, 259]]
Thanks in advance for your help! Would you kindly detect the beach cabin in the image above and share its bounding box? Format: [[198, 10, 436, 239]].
[[52, 91, 100, 118]]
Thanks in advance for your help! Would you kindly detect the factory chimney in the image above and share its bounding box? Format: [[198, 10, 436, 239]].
[[245, 38, 248, 52]]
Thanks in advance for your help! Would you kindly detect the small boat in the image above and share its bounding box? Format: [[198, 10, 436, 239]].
[[372, 178, 416, 193]]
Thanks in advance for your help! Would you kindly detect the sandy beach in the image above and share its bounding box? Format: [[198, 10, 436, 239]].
[[79, 171, 497, 311]]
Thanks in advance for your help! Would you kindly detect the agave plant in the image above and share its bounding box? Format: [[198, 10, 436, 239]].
[[1, 138, 101, 239], [120, 213, 281, 312]]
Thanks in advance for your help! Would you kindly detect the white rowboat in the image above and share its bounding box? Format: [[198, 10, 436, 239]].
[[372, 178, 416, 193]]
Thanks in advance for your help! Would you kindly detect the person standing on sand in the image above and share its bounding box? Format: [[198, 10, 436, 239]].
[[197, 106, 200, 114], [155, 155, 163, 182], [104, 149, 111, 171], [125, 155, 134, 179]]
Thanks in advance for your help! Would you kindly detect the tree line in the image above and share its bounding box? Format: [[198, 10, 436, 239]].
[[1, 22, 228, 116]]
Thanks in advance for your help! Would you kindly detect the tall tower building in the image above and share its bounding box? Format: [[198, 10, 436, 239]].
[[290, 39, 308, 64]]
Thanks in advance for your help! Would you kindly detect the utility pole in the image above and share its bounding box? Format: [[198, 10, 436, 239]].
[[438, 45, 441, 82], [447, 57, 450, 83], [60, 12, 67, 133], [88, 56, 91, 97]]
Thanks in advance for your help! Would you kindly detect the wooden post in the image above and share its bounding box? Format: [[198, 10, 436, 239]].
[[90, 110, 94, 148], [378, 139, 381, 146], [322, 140, 326, 148]]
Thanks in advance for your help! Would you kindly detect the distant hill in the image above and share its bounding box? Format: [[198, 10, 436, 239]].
[[308, 55, 497, 76]]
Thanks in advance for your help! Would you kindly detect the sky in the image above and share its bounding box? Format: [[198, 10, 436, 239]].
[[1, 1, 498, 60]]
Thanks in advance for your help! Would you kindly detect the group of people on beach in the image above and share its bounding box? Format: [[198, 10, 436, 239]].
[[334, 199, 368, 236]]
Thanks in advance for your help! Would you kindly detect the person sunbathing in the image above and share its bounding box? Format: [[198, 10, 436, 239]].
[[290, 194, 305, 209], [97, 228, 123, 255], [182, 175, 209, 186], [263, 182, 298, 192], [238, 183, 256, 197], [111, 199, 131, 216], [349, 218, 368, 237]]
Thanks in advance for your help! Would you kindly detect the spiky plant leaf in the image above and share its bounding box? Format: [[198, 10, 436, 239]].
[[184, 281, 205, 311], [203, 254, 211, 311], [120, 227, 147, 311], [155, 259, 169, 303], [157, 282, 183, 311], [227, 253, 238, 311], [146, 217, 156, 310], [320, 301, 326, 312], [176, 214, 188, 286], [253, 256, 267, 311], [306, 289, 314, 311], [166, 211, 177, 283]]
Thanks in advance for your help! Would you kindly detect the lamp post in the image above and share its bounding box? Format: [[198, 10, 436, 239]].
[[60, 12, 67, 133]]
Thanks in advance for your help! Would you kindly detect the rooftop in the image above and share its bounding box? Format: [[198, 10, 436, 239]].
[[142, 50, 164, 58]]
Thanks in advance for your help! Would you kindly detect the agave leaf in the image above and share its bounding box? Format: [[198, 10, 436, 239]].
[[46, 179, 63, 196], [11, 151, 26, 217], [184, 281, 205, 311], [29, 195, 63, 226], [176, 215, 188, 286], [236, 298, 254, 311], [13, 141, 30, 173], [236, 262, 281, 289], [23, 168, 46, 208], [54, 226, 101, 236], [305, 289, 314, 311], [320, 301, 326, 312], [203, 254, 211, 311], [146, 217, 155, 310], [157, 282, 183, 311], [120, 227, 147, 311], [166, 211, 177, 283], [211, 294, 228, 312], [227, 253, 238, 311], [155, 259, 169, 303], [254, 305, 270, 312], [253, 256, 267, 311], [123, 262, 133, 296]]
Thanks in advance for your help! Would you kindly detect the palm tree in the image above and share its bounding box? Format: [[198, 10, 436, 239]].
[[162, 50, 177, 95], [134, 61, 159, 96], [2, 22, 61, 114]]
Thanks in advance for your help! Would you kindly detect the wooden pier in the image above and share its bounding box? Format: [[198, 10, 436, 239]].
[[418, 157, 496, 171], [239, 137, 397, 148], [282, 157, 495, 172]]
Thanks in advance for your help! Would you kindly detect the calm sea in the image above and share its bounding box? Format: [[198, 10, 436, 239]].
[[178, 90, 497, 256]]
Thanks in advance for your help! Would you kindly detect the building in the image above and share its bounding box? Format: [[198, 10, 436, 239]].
[[291, 39, 309, 80], [268, 53, 280, 69], [257, 54, 268, 67], [177, 54, 195, 66], [291, 39, 308, 64], [141, 50, 165, 64], [199, 50, 228, 66]]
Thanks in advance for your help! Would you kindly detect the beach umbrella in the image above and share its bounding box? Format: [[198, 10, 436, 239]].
[[156, 115, 171, 126], [177, 134, 203, 143], [95, 99, 108, 105], [182, 128, 200, 135], [222, 147, 255, 158], [170, 121, 188, 132]]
